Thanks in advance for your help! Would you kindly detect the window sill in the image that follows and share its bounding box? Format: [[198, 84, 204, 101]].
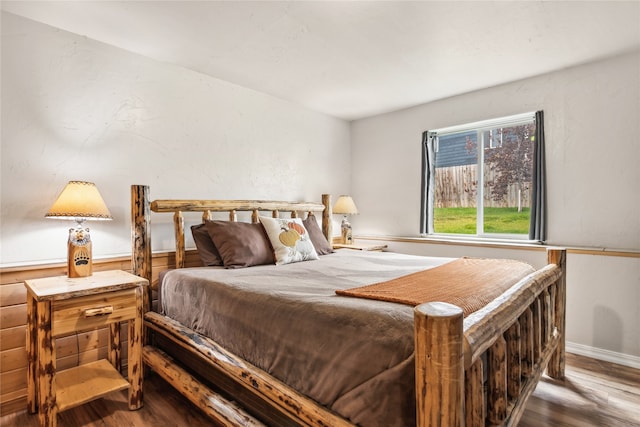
[[422, 233, 541, 244], [357, 234, 545, 251], [355, 235, 640, 257]]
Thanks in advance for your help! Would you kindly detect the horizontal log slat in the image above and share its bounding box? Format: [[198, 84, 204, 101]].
[[1, 387, 28, 416], [0, 283, 27, 307], [144, 346, 265, 427], [0, 304, 26, 330], [151, 199, 326, 213], [0, 326, 26, 352]]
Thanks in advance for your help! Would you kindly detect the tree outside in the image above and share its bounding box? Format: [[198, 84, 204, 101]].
[[482, 123, 535, 212]]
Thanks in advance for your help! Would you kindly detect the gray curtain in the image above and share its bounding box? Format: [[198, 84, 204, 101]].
[[529, 110, 546, 241], [420, 131, 437, 234]]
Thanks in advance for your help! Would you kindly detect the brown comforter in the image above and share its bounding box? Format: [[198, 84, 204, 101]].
[[159, 250, 530, 426]]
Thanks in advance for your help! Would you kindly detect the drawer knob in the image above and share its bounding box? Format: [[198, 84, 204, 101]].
[[84, 306, 114, 317]]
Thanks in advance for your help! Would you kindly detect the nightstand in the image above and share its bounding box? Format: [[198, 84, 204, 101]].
[[333, 243, 388, 251], [24, 270, 148, 427]]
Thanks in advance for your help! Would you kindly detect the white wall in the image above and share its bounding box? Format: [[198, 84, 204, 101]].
[[351, 52, 640, 360], [0, 13, 350, 265]]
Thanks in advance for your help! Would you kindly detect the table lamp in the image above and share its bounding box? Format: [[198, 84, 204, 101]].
[[45, 181, 112, 277], [333, 195, 358, 245]]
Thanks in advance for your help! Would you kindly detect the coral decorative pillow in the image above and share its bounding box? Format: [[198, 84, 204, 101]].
[[205, 220, 274, 268], [259, 217, 319, 265]]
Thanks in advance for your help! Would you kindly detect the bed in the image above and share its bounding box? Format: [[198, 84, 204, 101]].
[[130, 185, 566, 427]]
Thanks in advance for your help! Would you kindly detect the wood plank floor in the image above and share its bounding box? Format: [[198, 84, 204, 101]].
[[3, 353, 638, 426]]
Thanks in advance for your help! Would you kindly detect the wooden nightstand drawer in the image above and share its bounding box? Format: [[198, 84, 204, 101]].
[[52, 288, 137, 337]]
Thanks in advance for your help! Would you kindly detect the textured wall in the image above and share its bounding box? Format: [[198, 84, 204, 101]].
[[1, 13, 350, 264], [350, 52, 640, 359]]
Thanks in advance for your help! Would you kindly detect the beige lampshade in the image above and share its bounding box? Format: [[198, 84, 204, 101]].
[[333, 195, 358, 215], [45, 181, 112, 220]]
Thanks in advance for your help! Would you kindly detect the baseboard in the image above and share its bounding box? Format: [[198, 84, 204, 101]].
[[567, 341, 640, 369]]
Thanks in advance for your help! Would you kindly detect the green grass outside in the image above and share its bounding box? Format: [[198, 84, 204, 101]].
[[433, 207, 531, 235]]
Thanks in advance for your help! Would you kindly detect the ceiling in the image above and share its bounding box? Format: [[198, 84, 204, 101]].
[[3, 1, 640, 121]]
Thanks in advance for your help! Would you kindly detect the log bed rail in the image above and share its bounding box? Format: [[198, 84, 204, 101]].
[[130, 185, 566, 427]]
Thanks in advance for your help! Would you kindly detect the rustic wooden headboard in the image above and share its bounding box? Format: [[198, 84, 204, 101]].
[[131, 185, 332, 289]]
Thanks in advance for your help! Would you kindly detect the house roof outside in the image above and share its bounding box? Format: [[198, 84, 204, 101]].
[[435, 131, 477, 168]]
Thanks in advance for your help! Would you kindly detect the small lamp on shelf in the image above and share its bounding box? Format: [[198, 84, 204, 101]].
[[333, 195, 358, 245], [45, 181, 112, 278]]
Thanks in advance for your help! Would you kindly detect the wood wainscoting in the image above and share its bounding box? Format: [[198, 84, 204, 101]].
[[0, 250, 201, 416]]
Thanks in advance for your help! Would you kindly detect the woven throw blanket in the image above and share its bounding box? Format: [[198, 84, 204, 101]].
[[335, 257, 535, 316]]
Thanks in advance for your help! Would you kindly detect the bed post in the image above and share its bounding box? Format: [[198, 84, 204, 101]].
[[174, 211, 185, 268], [414, 302, 464, 427], [546, 248, 566, 379], [321, 194, 333, 243], [131, 185, 152, 307]]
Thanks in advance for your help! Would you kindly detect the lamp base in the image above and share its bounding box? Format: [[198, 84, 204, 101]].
[[340, 217, 353, 245], [67, 225, 92, 278]]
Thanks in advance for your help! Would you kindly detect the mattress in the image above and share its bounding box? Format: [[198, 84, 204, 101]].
[[159, 250, 454, 427]]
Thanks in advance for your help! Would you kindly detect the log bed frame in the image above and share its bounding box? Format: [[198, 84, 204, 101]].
[[130, 185, 566, 427]]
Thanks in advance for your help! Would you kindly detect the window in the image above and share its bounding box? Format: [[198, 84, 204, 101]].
[[420, 111, 546, 241]]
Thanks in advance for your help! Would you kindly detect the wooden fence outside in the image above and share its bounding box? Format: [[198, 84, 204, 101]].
[[435, 165, 531, 209]]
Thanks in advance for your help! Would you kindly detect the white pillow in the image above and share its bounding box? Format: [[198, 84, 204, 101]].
[[259, 216, 319, 265]]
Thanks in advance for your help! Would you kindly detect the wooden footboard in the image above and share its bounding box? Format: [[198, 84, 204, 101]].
[[130, 185, 566, 427], [415, 248, 566, 427]]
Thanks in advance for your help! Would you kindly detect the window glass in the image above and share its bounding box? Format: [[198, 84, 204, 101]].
[[427, 113, 536, 238]]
